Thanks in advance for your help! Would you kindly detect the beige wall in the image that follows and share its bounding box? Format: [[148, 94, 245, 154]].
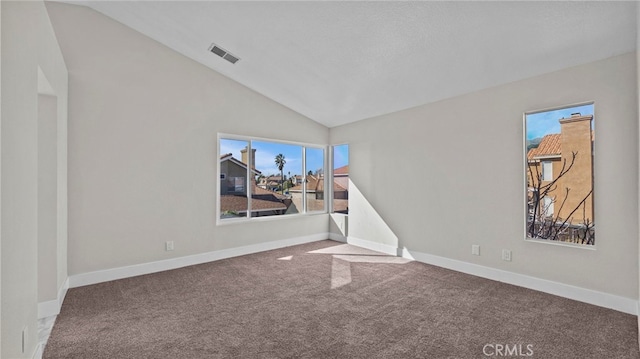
[[45, 3, 329, 276], [559, 116, 594, 224], [331, 52, 639, 300], [1, 1, 68, 357]]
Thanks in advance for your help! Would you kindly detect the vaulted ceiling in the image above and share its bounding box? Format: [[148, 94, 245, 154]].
[[57, 1, 637, 127]]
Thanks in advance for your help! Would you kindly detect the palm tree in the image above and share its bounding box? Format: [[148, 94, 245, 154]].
[[275, 154, 286, 194]]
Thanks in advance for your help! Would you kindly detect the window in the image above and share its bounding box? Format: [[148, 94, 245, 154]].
[[229, 177, 245, 193], [332, 144, 349, 214], [218, 135, 325, 221], [541, 161, 553, 181], [543, 196, 554, 216], [305, 147, 325, 212], [219, 139, 249, 219], [524, 103, 594, 245]]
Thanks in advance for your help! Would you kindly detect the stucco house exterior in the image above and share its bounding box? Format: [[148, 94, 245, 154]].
[[526, 113, 594, 233]]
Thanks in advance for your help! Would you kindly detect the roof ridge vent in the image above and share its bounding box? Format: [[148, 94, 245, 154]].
[[209, 43, 240, 64]]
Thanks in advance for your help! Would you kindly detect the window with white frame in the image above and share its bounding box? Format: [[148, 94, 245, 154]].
[[332, 144, 349, 214], [541, 161, 553, 181], [525, 102, 595, 245], [218, 136, 325, 221]]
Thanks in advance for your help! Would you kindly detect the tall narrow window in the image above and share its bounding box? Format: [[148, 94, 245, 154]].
[[332, 144, 349, 214], [525, 103, 594, 245]]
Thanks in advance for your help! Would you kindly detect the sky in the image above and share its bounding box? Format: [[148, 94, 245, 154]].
[[220, 139, 329, 177], [333, 144, 349, 169], [525, 103, 594, 140], [221, 139, 350, 177]]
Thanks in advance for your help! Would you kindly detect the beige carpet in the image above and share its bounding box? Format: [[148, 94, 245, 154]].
[[44, 240, 639, 358]]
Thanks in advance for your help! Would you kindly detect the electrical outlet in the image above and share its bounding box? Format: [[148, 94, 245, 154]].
[[165, 241, 174, 251], [471, 245, 480, 256], [502, 249, 512, 261]]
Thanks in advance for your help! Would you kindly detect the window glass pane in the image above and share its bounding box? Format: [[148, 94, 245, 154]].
[[219, 138, 249, 219], [542, 161, 553, 181], [525, 103, 594, 245], [305, 147, 325, 212], [332, 144, 349, 214], [251, 140, 302, 217]]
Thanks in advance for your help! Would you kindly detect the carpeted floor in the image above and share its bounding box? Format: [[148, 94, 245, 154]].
[[44, 240, 639, 358]]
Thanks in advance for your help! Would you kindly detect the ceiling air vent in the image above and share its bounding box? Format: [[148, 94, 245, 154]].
[[209, 44, 240, 64]]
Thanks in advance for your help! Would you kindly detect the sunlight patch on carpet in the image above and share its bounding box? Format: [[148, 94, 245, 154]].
[[331, 257, 352, 289], [322, 245, 413, 288], [333, 255, 411, 264], [307, 243, 388, 256]]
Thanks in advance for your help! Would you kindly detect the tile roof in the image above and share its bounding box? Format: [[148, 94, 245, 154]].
[[252, 185, 288, 200], [333, 181, 347, 192], [527, 134, 561, 160], [220, 194, 287, 213], [220, 182, 288, 213], [334, 165, 349, 175], [289, 175, 346, 193], [290, 175, 321, 192]]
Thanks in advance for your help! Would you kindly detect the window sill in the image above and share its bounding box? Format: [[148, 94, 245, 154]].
[[216, 211, 328, 226], [525, 237, 596, 250]]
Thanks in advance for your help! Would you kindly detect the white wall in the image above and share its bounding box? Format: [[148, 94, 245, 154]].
[[1, 2, 3, 355], [331, 52, 639, 302], [1, 1, 68, 357], [636, 0, 640, 337], [37, 93, 58, 303], [45, 3, 329, 277]]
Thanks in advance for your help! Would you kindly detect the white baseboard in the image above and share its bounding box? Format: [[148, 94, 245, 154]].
[[345, 237, 638, 315], [69, 233, 330, 288], [346, 236, 397, 256], [38, 277, 69, 319], [405, 248, 639, 315], [329, 232, 347, 242]]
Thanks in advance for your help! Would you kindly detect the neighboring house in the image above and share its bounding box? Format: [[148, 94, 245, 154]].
[[220, 149, 289, 218], [257, 175, 283, 192], [219, 153, 258, 196], [291, 175, 303, 186], [289, 174, 325, 212], [527, 113, 594, 225], [333, 165, 349, 196], [288, 170, 349, 214], [332, 166, 349, 213]]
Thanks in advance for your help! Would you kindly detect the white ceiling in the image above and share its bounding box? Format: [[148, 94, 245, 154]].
[[59, 1, 637, 128]]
